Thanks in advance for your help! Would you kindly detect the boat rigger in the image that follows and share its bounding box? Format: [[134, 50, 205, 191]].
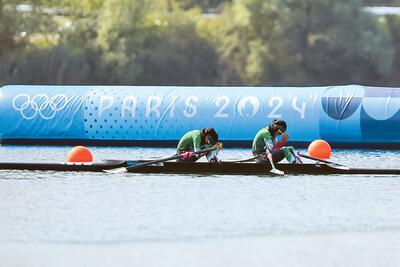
[[0, 160, 399, 175]]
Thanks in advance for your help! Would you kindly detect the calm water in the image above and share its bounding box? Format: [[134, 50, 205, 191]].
[[1, 145, 400, 266]]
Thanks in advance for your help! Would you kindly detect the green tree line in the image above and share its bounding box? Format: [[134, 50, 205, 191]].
[[1, 0, 400, 86]]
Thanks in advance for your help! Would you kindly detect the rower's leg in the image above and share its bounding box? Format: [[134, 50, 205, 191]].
[[289, 149, 303, 163], [282, 146, 302, 164], [271, 150, 285, 163], [176, 150, 200, 162], [253, 150, 284, 164], [253, 151, 266, 164], [177, 156, 199, 162]]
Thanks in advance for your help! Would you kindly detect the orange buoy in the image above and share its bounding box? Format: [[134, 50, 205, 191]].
[[308, 139, 331, 159], [67, 146, 93, 162]]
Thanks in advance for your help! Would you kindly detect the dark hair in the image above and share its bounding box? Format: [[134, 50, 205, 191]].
[[201, 128, 219, 145], [268, 119, 287, 135]]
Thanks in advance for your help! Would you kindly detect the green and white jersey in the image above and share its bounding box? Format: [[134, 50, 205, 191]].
[[177, 130, 204, 152], [252, 127, 275, 154]]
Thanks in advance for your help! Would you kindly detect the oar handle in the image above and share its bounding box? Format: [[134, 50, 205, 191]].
[[298, 152, 344, 166]]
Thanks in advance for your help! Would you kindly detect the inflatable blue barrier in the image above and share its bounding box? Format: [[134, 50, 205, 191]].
[[0, 85, 399, 148]]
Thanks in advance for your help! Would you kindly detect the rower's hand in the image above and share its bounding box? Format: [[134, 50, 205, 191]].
[[180, 152, 193, 160], [214, 142, 223, 150]]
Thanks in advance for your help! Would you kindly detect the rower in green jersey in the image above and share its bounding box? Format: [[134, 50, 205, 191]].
[[177, 128, 220, 163], [252, 119, 302, 164]]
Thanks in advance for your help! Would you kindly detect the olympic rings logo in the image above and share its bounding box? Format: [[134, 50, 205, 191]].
[[12, 94, 69, 120]]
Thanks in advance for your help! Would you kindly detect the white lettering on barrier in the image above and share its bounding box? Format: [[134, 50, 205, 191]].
[[146, 96, 161, 118], [267, 97, 283, 118], [215, 96, 230, 117], [121, 96, 137, 118], [168, 96, 179, 117], [10, 93, 311, 122], [292, 97, 306, 119], [89, 95, 308, 119], [183, 96, 198, 118], [237, 96, 260, 118], [98, 96, 114, 117]]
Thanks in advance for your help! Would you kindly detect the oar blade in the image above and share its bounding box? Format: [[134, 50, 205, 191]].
[[270, 168, 285, 176], [298, 152, 346, 168], [104, 167, 128, 174], [327, 164, 350, 171]]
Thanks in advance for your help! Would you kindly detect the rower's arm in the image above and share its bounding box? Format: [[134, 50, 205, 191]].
[[192, 134, 202, 152], [274, 133, 289, 149], [263, 138, 274, 152]]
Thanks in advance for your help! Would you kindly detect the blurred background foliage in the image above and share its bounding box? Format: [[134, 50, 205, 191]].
[[1, 0, 400, 86]]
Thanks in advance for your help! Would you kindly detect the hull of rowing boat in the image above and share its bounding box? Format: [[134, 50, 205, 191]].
[[0, 160, 127, 172], [0, 160, 399, 175], [126, 161, 400, 175]]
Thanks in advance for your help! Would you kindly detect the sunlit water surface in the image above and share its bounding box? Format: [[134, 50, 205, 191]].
[[1, 145, 400, 266]]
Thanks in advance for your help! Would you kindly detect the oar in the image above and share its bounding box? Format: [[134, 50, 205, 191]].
[[297, 152, 349, 170], [268, 156, 285, 176], [104, 143, 223, 174], [223, 156, 258, 163], [224, 155, 284, 175], [256, 152, 284, 175]]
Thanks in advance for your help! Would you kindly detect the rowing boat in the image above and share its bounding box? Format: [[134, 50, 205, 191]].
[[0, 160, 399, 175], [0, 160, 126, 172]]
